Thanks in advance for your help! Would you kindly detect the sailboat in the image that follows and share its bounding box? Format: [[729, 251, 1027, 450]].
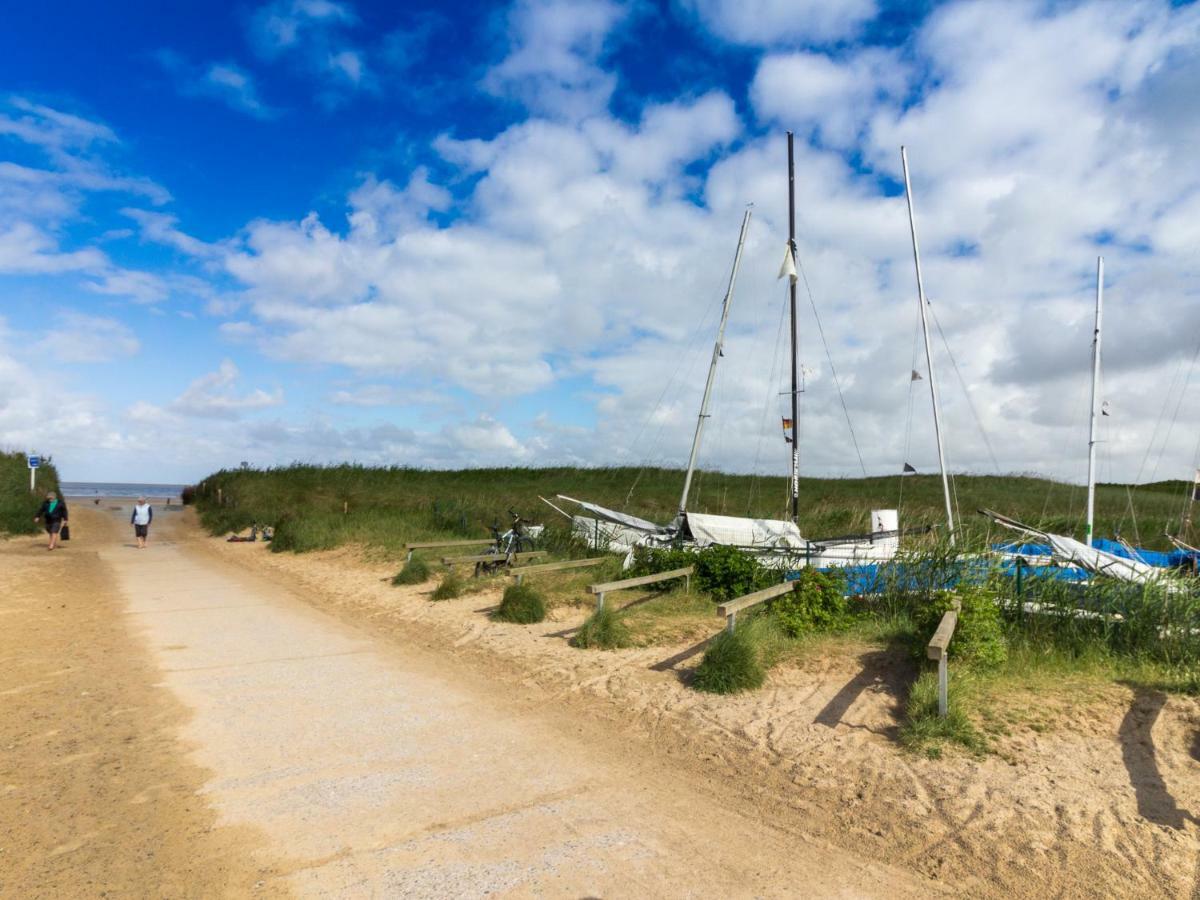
[[551, 134, 901, 570]]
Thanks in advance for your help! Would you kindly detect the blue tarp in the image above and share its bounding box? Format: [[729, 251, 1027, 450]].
[[993, 538, 1198, 570], [795, 556, 1090, 597]]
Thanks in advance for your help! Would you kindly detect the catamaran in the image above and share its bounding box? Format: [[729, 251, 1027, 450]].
[[549, 134, 901, 570]]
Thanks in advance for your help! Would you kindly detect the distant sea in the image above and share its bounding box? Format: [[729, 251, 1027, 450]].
[[62, 482, 187, 500]]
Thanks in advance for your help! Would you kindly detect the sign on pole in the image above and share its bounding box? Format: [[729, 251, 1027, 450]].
[[27, 455, 39, 491]]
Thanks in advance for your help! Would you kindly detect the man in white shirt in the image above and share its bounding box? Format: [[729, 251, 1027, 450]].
[[131, 497, 153, 549]]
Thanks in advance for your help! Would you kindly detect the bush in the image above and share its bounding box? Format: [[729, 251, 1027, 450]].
[[570, 605, 631, 649], [392, 556, 430, 585], [769, 568, 850, 637], [912, 583, 1007, 668], [494, 583, 546, 624], [627, 544, 772, 601], [692, 616, 783, 694], [431, 571, 464, 601]]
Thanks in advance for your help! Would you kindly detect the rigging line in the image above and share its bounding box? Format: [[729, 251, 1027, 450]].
[[1148, 334, 1200, 486], [794, 255, 868, 477], [927, 299, 1002, 474], [747, 294, 790, 516], [621, 285, 726, 509], [899, 313, 922, 514]]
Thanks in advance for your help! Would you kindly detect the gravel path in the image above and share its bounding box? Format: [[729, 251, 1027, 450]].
[[99, 505, 939, 898]]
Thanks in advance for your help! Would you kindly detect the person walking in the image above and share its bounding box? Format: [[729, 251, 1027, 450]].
[[34, 491, 68, 550], [131, 497, 153, 549]]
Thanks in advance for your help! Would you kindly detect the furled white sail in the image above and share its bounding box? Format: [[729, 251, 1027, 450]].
[[683, 512, 806, 549]]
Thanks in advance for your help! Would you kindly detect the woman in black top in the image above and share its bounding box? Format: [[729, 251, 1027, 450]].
[[34, 491, 69, 550]]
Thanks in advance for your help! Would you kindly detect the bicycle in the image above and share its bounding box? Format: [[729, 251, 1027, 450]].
[[474, 509, 539, 576]]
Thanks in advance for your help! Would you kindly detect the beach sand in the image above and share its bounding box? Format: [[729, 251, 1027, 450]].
[[5, 501, 1199, 897]]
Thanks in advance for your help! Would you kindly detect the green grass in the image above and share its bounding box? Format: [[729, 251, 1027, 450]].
[[392, 556, 431, 585], [493, 583, 547, 624], [1, 451, 61, 536], [431, 571, 464, 601], [188, 463, 1197, 557], [900, 670, 988, 758], [692, 616, 785, 694], [571, 605, 632, 649]]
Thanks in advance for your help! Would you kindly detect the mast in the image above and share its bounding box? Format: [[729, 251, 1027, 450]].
[[1086, 256, 1104, 547], [788, 132, 801, 524], [678, 208, 753, 517], [900, 146, 955, 544]]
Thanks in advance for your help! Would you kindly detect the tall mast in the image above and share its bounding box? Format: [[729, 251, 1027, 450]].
[[1086, 256, 1104, 547], [900, 146, 955, 544], [787, 132, 801, 524], [678, 208, 753, 516]]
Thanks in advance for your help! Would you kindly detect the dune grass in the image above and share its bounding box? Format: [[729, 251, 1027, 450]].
[[431, 571, 464, 601], [1, 451, 61, 536], [494, 583, 547, 624], [692, 615, 786, 694], [392, 556, 431, 585], [571, 605, 632, 649], [188, 463, 1197, 556]]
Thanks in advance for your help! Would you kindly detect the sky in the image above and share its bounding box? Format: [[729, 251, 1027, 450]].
[[1, 0, 1199, 490]]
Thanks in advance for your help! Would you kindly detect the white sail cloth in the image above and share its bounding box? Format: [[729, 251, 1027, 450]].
[[683, 512, 806, 549], [1042, 533, 1161, 584]]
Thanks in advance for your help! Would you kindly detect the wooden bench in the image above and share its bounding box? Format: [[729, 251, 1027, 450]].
[[587, 566, 693, 612], [441, 550, 547, 567], [716, 581, 797, 633], [404, 539, 493, 562], [926, 600, 961, 717], [507, 557, 610, 586]]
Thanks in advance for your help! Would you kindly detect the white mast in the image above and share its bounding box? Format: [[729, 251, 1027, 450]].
[[1086, 256, 1104, 547], [678, 208, 753, 517], [900, 146, 955, 544]]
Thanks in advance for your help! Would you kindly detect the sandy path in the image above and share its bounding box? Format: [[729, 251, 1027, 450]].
[[88, 504, 941, 897], [0, 507, 286, 900]]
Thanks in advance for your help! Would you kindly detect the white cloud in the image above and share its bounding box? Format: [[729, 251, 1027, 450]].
[[169, 359, 284, 419], [44, 312, 140, 363], [482, 0, 626, 118], [247, 0, 372, 99], [156, 51, 278, 119], [681, 0, 878, 45]]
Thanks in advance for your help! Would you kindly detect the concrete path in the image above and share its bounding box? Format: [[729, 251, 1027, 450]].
[[99, 506, 936, 898]]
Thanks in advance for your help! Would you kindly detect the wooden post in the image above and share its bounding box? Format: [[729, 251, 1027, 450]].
[[343, 501, 348, 515], [726, 609, 736, 633], [596, 591, 605, 612], [217, 488, 223, 506], [938, 653, 949, 718], [515, 573, 524, 586]]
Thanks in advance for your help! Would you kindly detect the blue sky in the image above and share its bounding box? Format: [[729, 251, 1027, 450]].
[[2, 0, 1199, 488]]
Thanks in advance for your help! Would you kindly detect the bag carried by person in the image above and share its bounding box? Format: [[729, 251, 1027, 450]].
[[60, 525, 71, 541]]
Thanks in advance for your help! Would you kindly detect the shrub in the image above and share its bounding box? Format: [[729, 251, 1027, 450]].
[[692, 616, 784, 694], [912, 583, 1007, 668], [571, 605, 631, 649], [494, 583, 547, 624], [431, 571, 464, 601], [392, 556, 430, 585], [769, 568, 850, 637], [627, 544, 772, 601]]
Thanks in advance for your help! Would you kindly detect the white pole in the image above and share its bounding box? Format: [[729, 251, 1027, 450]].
[[678, 208, 752, 517], [1086, 256, 1104, 547], [900, 147, 955, 544], [30, 466, 35, 492]]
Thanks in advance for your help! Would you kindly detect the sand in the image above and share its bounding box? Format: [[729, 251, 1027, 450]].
[[7, 502, 1199, 897], [0, 507, 287, 899], [203, 524, 1200, 898]]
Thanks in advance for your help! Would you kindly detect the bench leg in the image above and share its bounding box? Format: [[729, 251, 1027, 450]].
[[726, 611, 736, 633], [406, 550, 413, 562], [685, 575, 691, 594], [515, 573, 524, 586], [596, 592, 605, 612], [938, 655, 949, 718]]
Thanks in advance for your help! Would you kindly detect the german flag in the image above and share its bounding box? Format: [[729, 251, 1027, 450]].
[[781, 417, 793, 431]]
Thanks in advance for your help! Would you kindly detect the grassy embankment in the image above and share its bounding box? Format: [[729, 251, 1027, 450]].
[[192, 464, 1200, 756], [0, 451, 61, 536]]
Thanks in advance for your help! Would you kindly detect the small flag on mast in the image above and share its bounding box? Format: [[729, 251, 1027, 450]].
[[902, 463, 917, 475], [1101, 400, 1110, 416], [778, 244, 798, 283], [1193, 468, 1200, 502], [781, 417, 793, 430], [911, 370, 923, 382]]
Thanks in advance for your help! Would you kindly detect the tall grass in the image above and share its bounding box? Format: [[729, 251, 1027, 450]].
[[0, 451, 61, 536], [189, 463, 1194, 556]]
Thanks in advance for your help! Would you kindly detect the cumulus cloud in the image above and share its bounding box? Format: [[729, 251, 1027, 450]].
[[483, 0, 627, 118], [681, 0, 878, 45], [169, 359, 284, 419], [45, 312, 141, 363]]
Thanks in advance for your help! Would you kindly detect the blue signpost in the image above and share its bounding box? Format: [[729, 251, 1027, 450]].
[[27, 455, 39, 491]]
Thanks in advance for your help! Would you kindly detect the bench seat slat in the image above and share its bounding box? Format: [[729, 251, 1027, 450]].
[[588, 566, 694, 595], [716, 581, 797, 617]]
